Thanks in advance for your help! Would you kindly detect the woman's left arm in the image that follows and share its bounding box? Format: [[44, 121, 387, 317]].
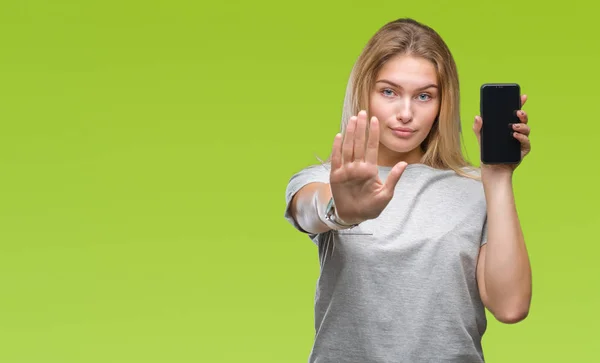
[[473, 94, 533, 324]]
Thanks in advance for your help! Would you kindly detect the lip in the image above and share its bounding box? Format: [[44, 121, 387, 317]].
[[390, 127, 415, 138]]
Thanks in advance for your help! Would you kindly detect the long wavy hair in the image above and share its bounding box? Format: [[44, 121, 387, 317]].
[[321, 18, 478, 179]]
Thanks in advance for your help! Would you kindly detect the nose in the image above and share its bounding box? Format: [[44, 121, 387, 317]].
[[396, 98, 413, 123]]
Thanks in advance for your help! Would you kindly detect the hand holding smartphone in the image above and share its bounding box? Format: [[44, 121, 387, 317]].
[[479, 83, 522, 164]]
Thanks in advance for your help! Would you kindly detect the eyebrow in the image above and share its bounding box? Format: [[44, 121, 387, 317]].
[[376, 79, 438, 91]]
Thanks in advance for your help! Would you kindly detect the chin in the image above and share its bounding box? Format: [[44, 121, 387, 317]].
[[380, 133, 424, 154]]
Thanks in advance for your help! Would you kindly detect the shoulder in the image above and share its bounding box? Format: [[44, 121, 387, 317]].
[[285, 161, 331, 201], [454, 167, 486, 204], [288, 161, 331, 180], [457, 166, 484, 185], [459, 165, 482, 178]]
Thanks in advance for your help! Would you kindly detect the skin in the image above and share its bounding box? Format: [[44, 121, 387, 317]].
[[473, 96, 532, 323], [369, 54, 441, 167], [291, 54, 532, 324], [320, 55, 440, 225]]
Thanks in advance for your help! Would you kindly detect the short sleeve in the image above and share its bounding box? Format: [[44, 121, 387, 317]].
[[284, 162, 330, 239]]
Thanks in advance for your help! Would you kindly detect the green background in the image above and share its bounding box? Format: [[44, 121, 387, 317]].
[[0, 0, 597, 361]]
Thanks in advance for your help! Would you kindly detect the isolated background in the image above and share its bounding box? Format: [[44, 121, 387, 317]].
[[1, 0, 598, 362]]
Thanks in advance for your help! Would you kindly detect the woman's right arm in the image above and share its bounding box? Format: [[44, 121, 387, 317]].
[[289, 182, 333, 235], [289, 111, 407, 236]]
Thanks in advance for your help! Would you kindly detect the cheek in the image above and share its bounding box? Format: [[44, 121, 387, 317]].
[[369, 98, 393, 118], [425, 108, 439, 125], [421, 103, 440, 124], [368, 96, 381, 114]]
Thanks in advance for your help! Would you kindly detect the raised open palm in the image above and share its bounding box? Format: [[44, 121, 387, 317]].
[[329, 110, 408, 224]]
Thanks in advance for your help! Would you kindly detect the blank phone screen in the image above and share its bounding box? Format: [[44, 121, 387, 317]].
[[480, 84, 522, 164]]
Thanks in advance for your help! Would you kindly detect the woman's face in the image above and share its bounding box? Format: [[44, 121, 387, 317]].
[[369, 54, 441, 166]]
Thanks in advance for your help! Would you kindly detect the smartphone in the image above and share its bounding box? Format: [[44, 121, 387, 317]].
[[480, 83, 522, 164]]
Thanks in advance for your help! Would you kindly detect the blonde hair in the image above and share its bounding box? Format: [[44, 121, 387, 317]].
[[326, 18, 479, 179]]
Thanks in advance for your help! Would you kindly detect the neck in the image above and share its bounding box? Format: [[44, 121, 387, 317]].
[[377, 144, 424, 167]]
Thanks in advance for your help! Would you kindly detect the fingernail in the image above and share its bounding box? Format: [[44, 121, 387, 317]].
[[513, 124, 520, 129]]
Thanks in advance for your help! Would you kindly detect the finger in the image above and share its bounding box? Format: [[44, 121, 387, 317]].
[[353, 110, 368, 161], [521, 94, 528, 108], [384, 161, 408, 195], [516, 110, 529, 124], [330, 133, 343, 171], [365, 116, 380, 164], [512, 123, 530, 136], [473, 116, 482, 143], [513, 132, 531, 151], [342, 116, 357, 163]]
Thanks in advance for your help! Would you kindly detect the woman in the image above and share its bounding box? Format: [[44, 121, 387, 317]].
[[284, 18, 532, 362]]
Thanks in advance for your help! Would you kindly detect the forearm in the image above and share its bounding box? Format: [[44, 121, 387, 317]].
[[290, 182, 333, 235], [482, 172, 532, 321]]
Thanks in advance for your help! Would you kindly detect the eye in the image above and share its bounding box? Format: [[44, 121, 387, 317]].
[[381, 88, 396, 97], [417, 93, 432, 101]]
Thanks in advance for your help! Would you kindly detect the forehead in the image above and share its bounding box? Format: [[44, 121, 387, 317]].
[[376, 55, 438, 86]]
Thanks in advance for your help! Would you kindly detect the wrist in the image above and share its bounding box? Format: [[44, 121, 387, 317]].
[[481, 165, 514, 184], [481, 170, 515, 205], [322, 197, 360, 230]]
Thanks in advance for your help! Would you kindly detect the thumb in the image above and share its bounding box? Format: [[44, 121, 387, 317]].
[[384, 161, 408, 195], [473, 116, 482, 144]]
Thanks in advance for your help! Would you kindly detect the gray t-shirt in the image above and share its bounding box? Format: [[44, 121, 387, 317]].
[[284, 162, 489, 363]]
